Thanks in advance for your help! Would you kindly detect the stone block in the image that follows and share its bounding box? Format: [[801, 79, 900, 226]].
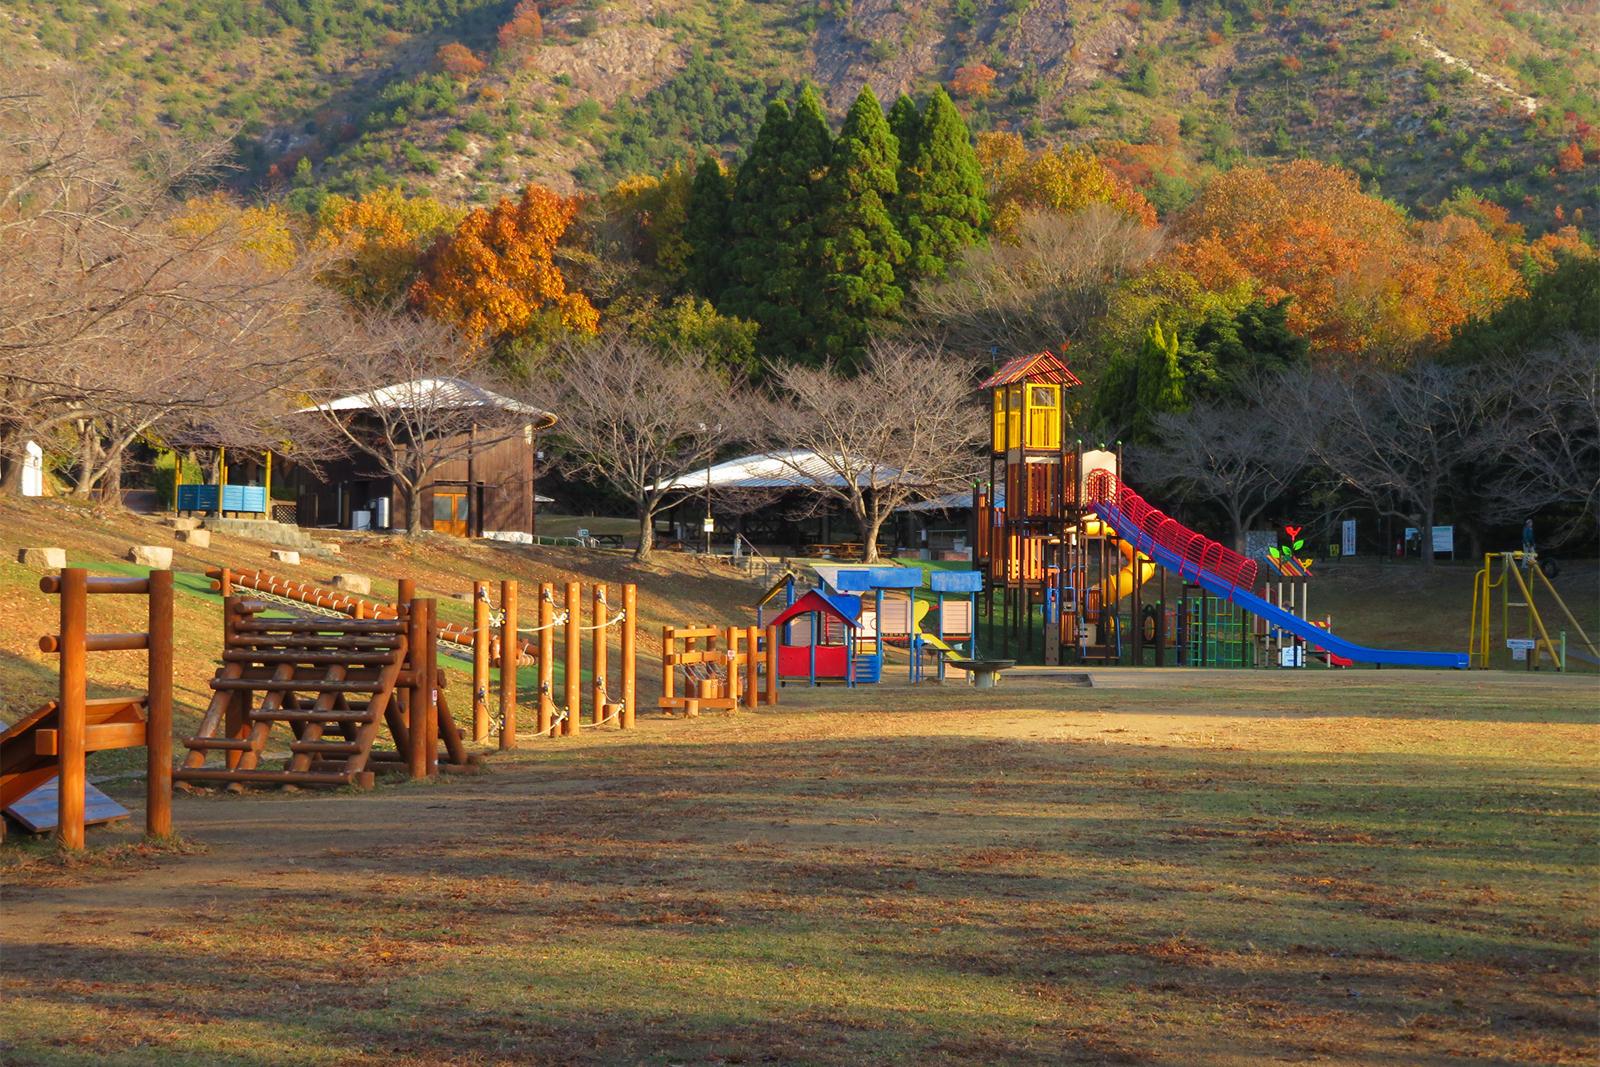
[[315, 541, 342, 555], [17, 547, 67, 569], [128, 545, 173, 568], [165, 517, 203, 531], [331, 573, 371, 595], [175, 528, 211, 547], [269, 549, 300, 566]]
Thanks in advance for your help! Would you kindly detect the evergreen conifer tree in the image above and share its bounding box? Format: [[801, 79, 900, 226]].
[[720, 87, 833, 362], [1134, 320, 1187, 441], [814, 85, 909, 368], [684, 154, 731, 299], [897, 87, 986, 284], [887, 93, 922, 168]]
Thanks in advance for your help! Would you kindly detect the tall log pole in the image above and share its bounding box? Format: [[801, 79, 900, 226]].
[[56, 568, 88, 851], [564, 582, 581, 735], [499, 580, 518, 750], [622, 585, 637, 729], [146, 569, 174, 837], [472, 580, 490, 742], [537, 583, 554, 735]]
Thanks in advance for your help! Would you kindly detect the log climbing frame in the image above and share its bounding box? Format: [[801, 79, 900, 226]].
[[174, 572, 474, 790]]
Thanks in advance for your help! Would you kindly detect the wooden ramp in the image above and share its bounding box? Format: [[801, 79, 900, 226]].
[[2, 697, 147, 824], [175, 597, 470, 790]]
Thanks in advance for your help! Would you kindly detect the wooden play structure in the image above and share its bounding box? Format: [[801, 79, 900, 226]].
[[204, 568, 637, 746], [176, 572, 470, 788], [1469, 551, 1599, 671], [659, 625, 778, 716], [1, 568, 173, 849]]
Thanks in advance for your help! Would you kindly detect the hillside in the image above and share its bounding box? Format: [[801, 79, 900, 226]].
[[1, 0, 1593, 234]]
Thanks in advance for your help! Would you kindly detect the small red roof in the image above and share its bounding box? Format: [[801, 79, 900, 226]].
[[978, 350, 1083, 391]]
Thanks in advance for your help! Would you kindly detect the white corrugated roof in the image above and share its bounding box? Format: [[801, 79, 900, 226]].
[[650, 449, 907, 492], [300, 377, 554, 422]]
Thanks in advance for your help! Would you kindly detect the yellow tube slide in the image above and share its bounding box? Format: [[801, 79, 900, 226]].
[[1082, 518, 1156, 602]]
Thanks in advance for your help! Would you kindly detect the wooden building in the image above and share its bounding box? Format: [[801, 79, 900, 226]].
[[290, 378, 556, 540]]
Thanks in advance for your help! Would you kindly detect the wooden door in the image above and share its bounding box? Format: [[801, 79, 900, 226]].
[[432, 492, 469, 537]]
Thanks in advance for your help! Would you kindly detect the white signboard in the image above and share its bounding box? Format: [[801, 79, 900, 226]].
[[1506, 638, 1536, 661], [1403, 525, 1455, 555], [1341, 519, 1356, 557]]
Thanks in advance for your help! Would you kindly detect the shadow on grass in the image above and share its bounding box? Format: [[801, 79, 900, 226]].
[[4, 732, 1595, 1066]]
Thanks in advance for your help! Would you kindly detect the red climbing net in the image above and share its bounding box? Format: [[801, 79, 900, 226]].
[[1085, 470, 1259, 593]]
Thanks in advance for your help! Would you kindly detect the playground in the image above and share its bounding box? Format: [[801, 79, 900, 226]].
[[1, 422, 1597, 1063]]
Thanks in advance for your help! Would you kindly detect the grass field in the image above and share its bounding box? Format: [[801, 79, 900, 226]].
[[3, 669, 1595, 1066]]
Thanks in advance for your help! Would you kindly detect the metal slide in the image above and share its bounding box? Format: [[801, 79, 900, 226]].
[[1093, 500, 1468, 670]]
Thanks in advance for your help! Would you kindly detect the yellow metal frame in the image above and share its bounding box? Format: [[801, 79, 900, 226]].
[[1469, 552, 1598, 670]]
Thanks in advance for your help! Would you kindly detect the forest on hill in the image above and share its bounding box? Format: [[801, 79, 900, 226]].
[[1, 1, 1596, 561], [0, 0, 1595, 235]]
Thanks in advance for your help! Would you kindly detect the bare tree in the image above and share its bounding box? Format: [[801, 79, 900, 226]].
[[913, 205, 1161, 383], [299, 315, 542, 535], [1132, 378, 1306, 553], [0, 59, 336, 499], [768, 340, 987, 563], [1278, 363, 1481, 570], [1475, 335, 1600, 546], [547, 334, 752, 560]]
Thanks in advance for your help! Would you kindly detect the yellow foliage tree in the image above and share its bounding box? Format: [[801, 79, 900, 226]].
[[171, 194, 298, 269], [409, 184, 599, 346], [978, 132, 1158, 239], [315, 186, 462, 309]]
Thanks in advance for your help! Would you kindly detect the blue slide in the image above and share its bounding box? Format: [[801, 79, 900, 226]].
[[1094, 501, 1468, 670]]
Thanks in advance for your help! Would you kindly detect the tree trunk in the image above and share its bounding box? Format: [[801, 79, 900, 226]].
[[634, 506, 655, 562], [405, 483, 425, 535], [1418, 502, 1435, 571]]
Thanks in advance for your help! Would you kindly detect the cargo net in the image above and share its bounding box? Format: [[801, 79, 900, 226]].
[[1085, 470, 1258, 594]]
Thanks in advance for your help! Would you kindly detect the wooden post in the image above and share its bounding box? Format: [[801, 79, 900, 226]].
[[745, 625, 759, 709], [263, 449, 273, 519], [724, 625, 739, 707], [564, 581, 581, 735], [472, 580, 490, 742], [423, 598, 440, 775], [621, 585, 636, 729], [406, 597, 427, 779], [56, 568, 88, 850], [537, 583, 554, 736], [146, 569, 173, 837], [499, 580, 518, 750], [592, 585, 608, 726], [661, 625, 675, 710], [397, 578, 415, 612]]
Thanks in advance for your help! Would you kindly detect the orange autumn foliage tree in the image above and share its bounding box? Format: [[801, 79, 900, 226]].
[[410, 184, 599, 348], [1165, 161, 1525, 360], [497, 0, 543, 58], [949, 63, 997, 99], [978, 132, 1159, 238], [435, 42, 486, 78]]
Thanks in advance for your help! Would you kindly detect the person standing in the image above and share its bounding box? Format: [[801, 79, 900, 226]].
[[1521, 519, 1535, 567]]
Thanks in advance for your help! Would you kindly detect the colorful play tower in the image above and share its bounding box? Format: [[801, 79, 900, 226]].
[[970, 350, 1464, 670]]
